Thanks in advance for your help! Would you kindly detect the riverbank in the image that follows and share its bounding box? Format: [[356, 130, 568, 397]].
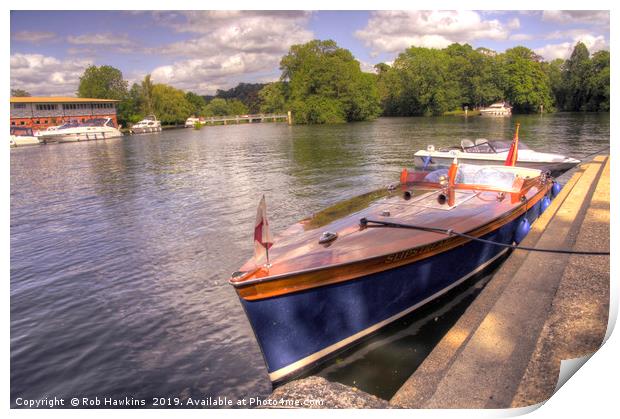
[[264, 156, 610, 409]]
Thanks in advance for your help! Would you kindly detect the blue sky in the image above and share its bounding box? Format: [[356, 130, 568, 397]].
[[10, 10, 610, 96]]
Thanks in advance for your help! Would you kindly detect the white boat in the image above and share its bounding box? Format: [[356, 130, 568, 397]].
[[10, 126, 40, 147], [38, 118, 123, 143], [414, 139, 580, 177], [130, 115, 162, 134], [185, 117, 200, 128], [479, 102, 511, 116]]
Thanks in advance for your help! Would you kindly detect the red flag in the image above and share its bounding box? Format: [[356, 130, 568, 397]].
[[505, 123, 520, 166], [254, 195, 273, 267]]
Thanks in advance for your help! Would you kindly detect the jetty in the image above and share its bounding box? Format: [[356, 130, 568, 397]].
[[201, 112, 291, 125], [263, 155, 610, 409]]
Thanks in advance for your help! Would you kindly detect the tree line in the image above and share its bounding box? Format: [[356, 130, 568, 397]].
[[27, 38, 607, 126]]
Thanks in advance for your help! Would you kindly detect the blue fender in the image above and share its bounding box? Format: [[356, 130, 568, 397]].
[[514, 217, 531, 244]]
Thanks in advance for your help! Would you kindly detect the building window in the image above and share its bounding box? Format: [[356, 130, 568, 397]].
[[20, 121, 25, 125], [13, 103, 26, 109], [36, 104, 58, 111], [44, 120, 48, 124], [11, 121, 15, 125], [35, 120, 40, 124]]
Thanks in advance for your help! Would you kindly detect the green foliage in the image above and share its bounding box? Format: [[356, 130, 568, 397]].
[[151, 84, 192, 125], [185, 91, 206, 116], [214, 83, 265, 113], [500, 46, 553, 113], [278, 39, 381, 124], [291, 96, 346, 124], [259, 82, 289, 113], [588, 50, 610, 111], [11, 89, 31, 97], [378, 46, 461, 116], [77, 65, 128, 100], [202, 97, 249, 117]]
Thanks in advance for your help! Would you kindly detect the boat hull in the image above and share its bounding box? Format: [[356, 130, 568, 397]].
[[237, 200, 546, 384]]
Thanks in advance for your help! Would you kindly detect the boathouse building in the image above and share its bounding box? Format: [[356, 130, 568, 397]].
[[10, 97, 120, 130]]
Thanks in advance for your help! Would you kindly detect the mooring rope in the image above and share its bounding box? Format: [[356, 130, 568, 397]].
[[361, 218, 609, 256], [579, 145, 610, 160]]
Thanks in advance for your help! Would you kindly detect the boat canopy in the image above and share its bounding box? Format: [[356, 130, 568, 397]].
[[10, 126, 34, 136], [417, 163, 538, 193]]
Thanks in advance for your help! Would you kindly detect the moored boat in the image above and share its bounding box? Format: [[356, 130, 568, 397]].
[[130, 115, 162, 134], [37, 118, 123, 143], [228, 129, 557, 384], [414, 139, 580, 177], [479, 102, 511, 116], [10, 126, 40, 147]]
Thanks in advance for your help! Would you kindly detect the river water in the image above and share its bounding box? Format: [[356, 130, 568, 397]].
[[10, 114, 609, 405]]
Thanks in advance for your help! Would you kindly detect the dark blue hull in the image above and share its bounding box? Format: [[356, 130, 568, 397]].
[[240, 201, 544, 383]]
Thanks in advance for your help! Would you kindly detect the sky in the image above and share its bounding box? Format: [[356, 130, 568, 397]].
[[10, 10, 610, 96]]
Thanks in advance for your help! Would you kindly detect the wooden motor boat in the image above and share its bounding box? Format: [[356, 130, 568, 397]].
[[229, 146, 557, 384]]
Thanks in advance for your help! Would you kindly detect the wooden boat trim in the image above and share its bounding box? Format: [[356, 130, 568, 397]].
[[233, 183, 549, 301]]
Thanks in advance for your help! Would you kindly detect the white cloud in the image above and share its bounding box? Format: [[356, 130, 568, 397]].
[[509, 33, 534, 41], [542, 11, 609, 25], [507, 18, 520, 30], [10, 53, 91, 96], [11, 31, 57, 43], [534, 34, 608, 61], [67, 33, 135, 47], [147, 11, 314, 94], [355, 10, 510, 54]]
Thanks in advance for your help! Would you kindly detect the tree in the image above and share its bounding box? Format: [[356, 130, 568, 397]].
[[117, 83, 144, 126], [380, 46, 461, 116], [279, 39, 381, 123], [11, 89, 31, 97], [259, 82, 288, 113], [215, 83, 265, 113], [140, 74, 154, 114], [563, 42, 593, 111], [588, 50, 610, 111], [151, 84, 192, 124], [202, 98, 248, 117], [185, 91, 206, 116], [78, 65, 128, 100], [500, 46, 553, 113], [542, 59, 565, 111]]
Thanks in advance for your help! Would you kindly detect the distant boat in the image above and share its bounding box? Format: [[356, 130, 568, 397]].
[[10, 126, 40, 147], [130, 115, 162, 134], [37, 118, 123, 143], [480, 102, 511, 116], [229, 159, 556, 384], [185, 117, 201, 128], [414, 139, 580, 177]]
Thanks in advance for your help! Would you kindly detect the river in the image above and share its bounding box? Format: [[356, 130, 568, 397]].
[[10, 113, 609, 405]]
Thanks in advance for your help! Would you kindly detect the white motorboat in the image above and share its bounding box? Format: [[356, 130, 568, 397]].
[[130, 115, 162, 134], [479, 102, 511, 116], [38, 118, 123, 144], [414, 139, 580, 177], [185, 117, 200, 128], [10, 126, 40, 147]]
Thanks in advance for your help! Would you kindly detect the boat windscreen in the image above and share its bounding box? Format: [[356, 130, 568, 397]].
[[488, 140, 530, 152], [423, 164, 519, 191]]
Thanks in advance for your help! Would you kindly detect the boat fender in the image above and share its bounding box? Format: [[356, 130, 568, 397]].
[[540, 196, 551, 213], [514, 218, 531, 244], [551, 182, 562, 198], [403, 191, 412, 200]]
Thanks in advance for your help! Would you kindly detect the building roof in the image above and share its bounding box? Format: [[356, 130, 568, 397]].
[[10, 96, 120, 103]]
